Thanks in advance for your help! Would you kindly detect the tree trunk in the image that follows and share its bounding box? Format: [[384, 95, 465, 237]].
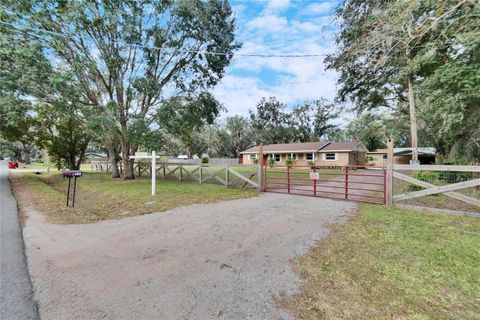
[[69, 152, 77, 170], [110, 157, 120, 178], [121, 141, 135, 179], [119, 119, 136, 179], [122, 158, 135, 179], [106, 143, 120, 178], [407, 75, 419, 163]]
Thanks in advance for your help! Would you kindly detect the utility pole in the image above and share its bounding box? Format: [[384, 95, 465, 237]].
[[407, 75, 419, 164]]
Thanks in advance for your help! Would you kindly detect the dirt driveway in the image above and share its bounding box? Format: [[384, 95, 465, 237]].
[[23, 193, 356, 320]]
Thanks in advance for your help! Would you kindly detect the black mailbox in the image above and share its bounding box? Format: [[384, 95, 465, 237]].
[[62, 170, 82, 207]]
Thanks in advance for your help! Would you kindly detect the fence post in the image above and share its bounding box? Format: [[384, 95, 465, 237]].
[[179, 164, 183, 182], [151, 151, 156, 196], [199, 165, 202, 184], [162, 164, 166, 179], [313, 167, 317, 196], [225, 164, 229, 187], [138, 162, 142, 177], [258, 144, 264, 191], [386, 137, 394, 205], [345, 166, 349, 200], [287, 165, 291, 194]]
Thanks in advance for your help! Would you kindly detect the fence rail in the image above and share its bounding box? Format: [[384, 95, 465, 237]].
[[91, 161, 260, 189], [392, 165, 480, 210], [89, 150, 480, 211]]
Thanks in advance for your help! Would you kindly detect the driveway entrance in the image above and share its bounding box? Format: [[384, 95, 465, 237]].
[[23, 193, 355, 320]]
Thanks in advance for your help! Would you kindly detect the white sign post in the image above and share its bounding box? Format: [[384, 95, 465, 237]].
[[129, 151, 161, 195]]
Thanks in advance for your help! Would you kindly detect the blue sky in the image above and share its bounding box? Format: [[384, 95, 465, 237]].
[[213, 0, 340, 116]]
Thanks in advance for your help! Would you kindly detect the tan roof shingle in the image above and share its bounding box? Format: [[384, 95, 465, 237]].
[[241, 141, 367, 154], [320, 142, 367, 152], [241, 141, 329, 154]]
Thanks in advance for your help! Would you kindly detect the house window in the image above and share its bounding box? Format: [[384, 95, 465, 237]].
[[249, 154, 257, 160], [270, 154, 281, 162], [324, 153, 337, 161], [305, 153, 314, 161], [289, 153, 298, 160]]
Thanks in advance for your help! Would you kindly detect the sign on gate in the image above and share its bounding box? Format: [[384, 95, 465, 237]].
[[309, 172, 320, 180]]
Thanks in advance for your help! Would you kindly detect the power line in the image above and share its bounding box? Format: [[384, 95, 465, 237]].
[[0, 20, 330, 58]]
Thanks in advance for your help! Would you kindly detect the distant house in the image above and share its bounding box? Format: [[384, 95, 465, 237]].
[[240, 141, 368, 166], [367, 147, 436, 166]]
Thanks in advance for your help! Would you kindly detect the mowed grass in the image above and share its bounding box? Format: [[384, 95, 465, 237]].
[[10, 172, 257, 224], [281, 205, 480, 319]]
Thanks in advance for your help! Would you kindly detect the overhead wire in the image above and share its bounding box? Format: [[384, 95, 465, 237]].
[[0, 20, 331, 58]]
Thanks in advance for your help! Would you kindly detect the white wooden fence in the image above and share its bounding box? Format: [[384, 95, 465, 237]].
[[91, 161, 261, 189], [383, 138, 480, 211]]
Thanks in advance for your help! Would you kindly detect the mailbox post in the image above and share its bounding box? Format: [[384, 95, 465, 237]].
[[62, 170, 82, 207]]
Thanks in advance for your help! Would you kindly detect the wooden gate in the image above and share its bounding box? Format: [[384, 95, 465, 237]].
[[264, 165, 386, 204]]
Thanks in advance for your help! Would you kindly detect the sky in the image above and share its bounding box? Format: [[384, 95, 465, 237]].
[[212, 0, 340, 117]]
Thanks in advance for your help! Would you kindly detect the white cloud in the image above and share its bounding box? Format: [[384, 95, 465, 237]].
[[300, 2, 335, 16], [246, 15, 288, 32], [264, 0, 291, 13], [213, 75, 270, 116], [213, 0, 340, 117]]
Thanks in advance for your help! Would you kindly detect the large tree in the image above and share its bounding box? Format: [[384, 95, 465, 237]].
[[35, 102, 91, 170], [311, 99, 341, 140], [328, 0, 477, 161], [4, 0, 239, 178], [0, 22, 50, 163], [249, 97, 295, 144], [218, 116, 253, 158], [158, 92, 222, 158]]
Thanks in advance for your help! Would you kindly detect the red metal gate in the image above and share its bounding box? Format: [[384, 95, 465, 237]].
[[264, 165, 386, 205]]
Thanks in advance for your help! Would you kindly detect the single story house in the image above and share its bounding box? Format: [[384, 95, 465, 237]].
[[240, 141, 368, 166], [367, 147, 436, 166]]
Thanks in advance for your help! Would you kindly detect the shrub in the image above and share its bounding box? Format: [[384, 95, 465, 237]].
[[407, 171, 440, 191], [252, 158, 259, 165], [285, 157, 296, 166], [268, 158, 275, 167], [307, 161, 315, 166], [201, 157, 209, 164]]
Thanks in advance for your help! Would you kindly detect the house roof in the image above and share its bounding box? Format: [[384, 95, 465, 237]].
[[241, 141, 329, 154], [367, 147, 436, 156], [320, 141, 368, 152], [394, 147, 436, 156], [240, 141, 367, 154]]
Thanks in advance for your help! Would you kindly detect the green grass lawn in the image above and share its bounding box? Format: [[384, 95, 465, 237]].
[[281, 205, 480, 319], [10, 172, 257, 224]]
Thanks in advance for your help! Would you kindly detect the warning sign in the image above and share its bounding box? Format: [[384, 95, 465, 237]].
[[309, 172, 320, 180]]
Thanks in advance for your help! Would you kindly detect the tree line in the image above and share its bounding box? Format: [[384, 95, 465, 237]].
[[1, 0, 239, 178], [1, 0, 478, 178], [328, 0, 479, 163]]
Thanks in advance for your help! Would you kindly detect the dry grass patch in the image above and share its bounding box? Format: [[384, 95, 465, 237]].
[[10, 172, 257, 224], [281, 205, 480, 319]]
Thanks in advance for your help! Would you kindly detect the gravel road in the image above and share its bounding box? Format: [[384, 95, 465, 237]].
[[0, 162, 39, 320], [23, 193, 355, 320]]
